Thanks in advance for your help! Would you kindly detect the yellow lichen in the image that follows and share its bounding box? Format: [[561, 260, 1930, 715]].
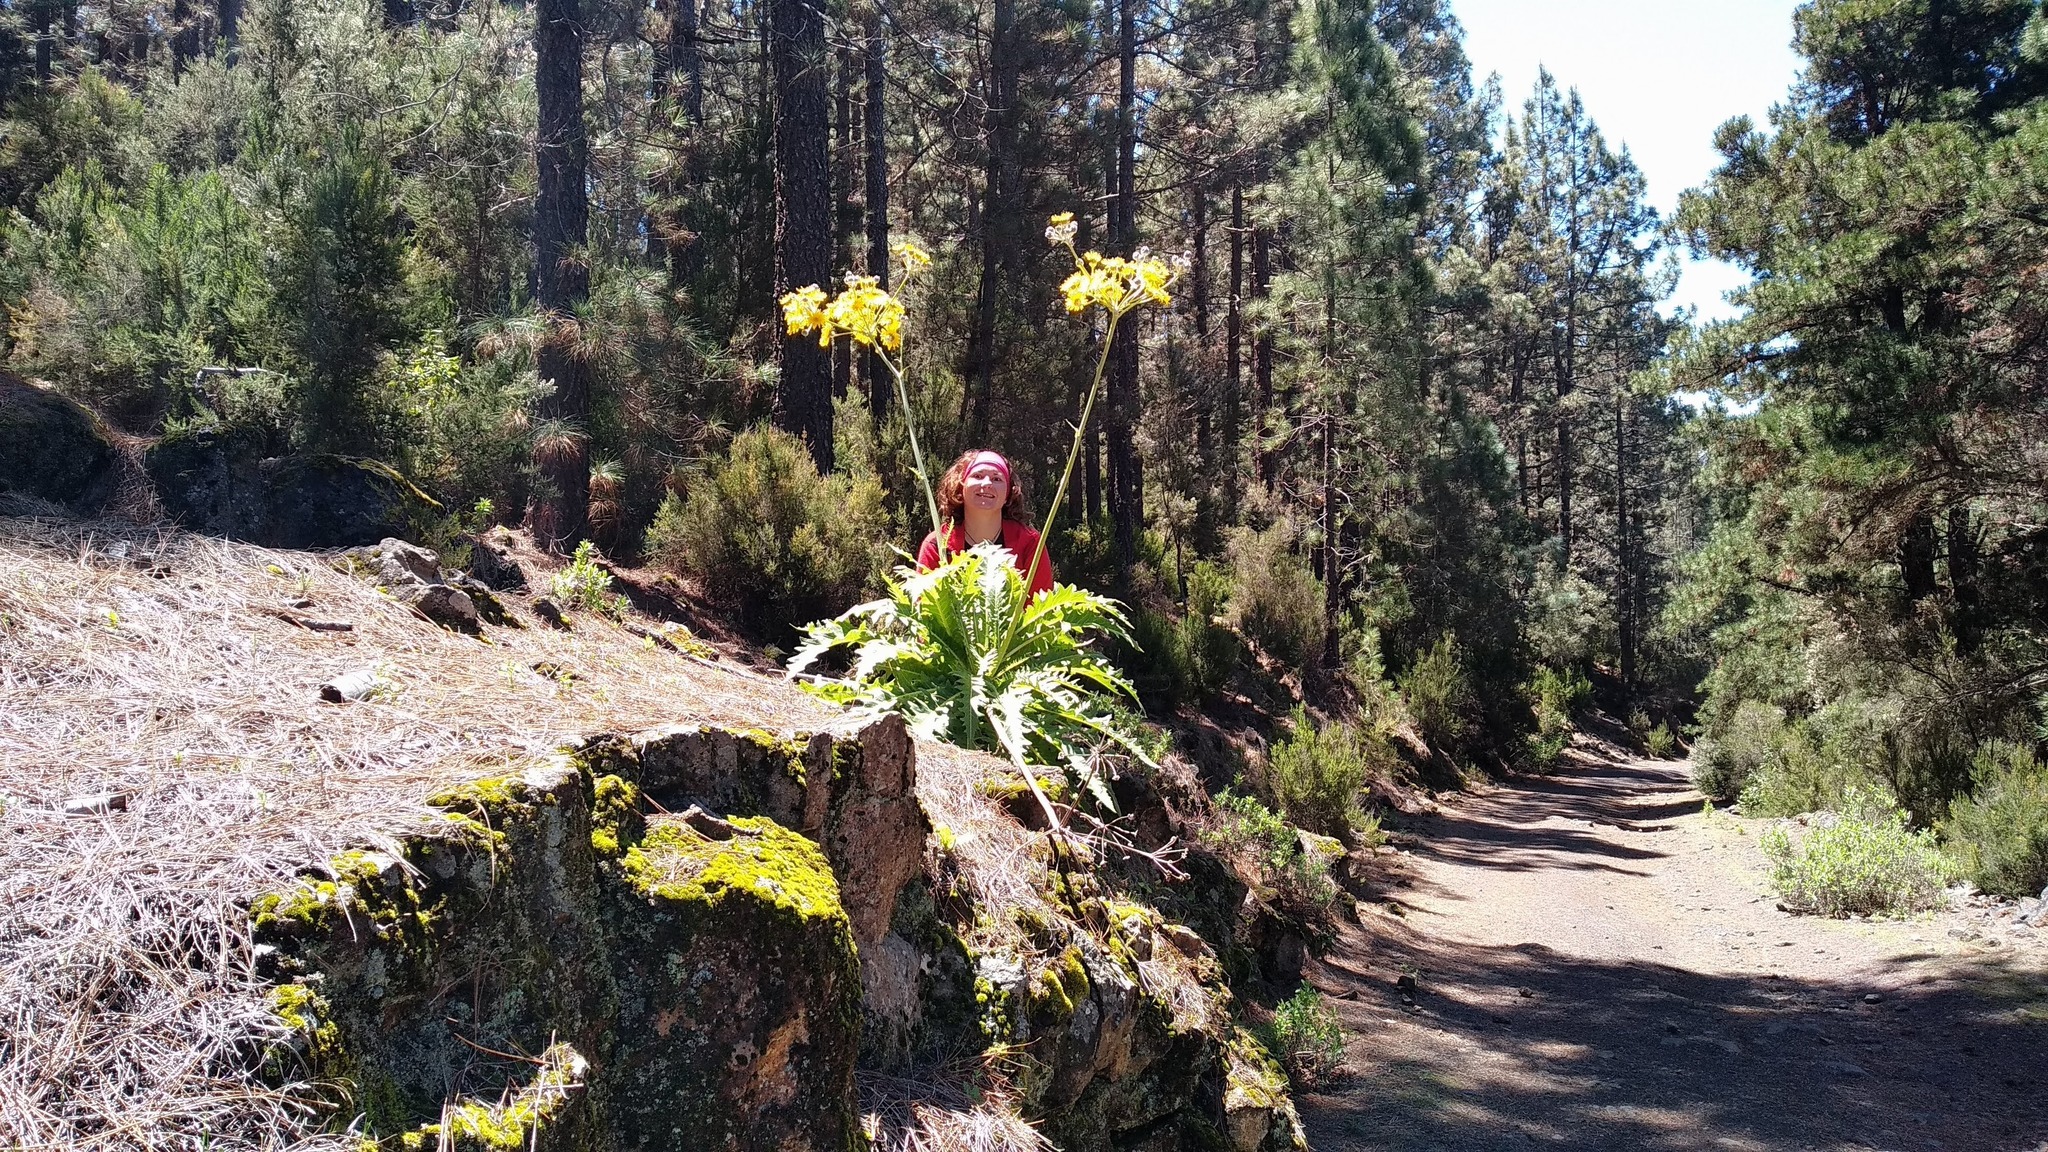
[[620, 815, 848, 931]]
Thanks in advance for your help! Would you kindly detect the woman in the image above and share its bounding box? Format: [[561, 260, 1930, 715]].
[[916, 450, 1055, 598]]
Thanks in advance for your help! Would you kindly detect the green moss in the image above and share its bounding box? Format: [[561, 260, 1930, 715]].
[[1025, 944, 1090, 1031], [589, 774, 644, 857], [392, 1043, 585, 1152], [1224, 1026, 1290, 1110], [620, 815, 846, 930], [427, 773, 534, 816], [735, 727, 811, 787], [251, 878, 344, 935]]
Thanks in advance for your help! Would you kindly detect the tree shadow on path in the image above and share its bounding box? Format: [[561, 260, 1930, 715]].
[[1299, 753, 2048, 1152]]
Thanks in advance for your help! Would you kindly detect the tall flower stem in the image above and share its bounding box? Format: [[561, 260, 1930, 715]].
[[882, 352, 944, 545], [996, 310, 1123, 667]]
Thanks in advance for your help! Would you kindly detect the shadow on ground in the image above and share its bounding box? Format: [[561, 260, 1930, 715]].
[[1301, 754, 2048, 1152]]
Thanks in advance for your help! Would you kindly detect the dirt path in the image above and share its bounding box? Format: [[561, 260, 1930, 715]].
[[1296, 740, 2048, 1152]]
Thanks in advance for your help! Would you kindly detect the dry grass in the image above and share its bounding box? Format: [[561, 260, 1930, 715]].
[[858, 1065, 1053, 1152], [0, 512, 1043, 1149]]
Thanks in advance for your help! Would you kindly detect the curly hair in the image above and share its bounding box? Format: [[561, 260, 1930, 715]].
[[936, 451, 1031, 529]]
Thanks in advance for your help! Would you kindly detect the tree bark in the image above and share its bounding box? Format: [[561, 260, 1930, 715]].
[[1106, 0, 1142, 574], [864, 8, 890, 427], [531, 0, 591, 552], [1224, 182, 1243, 520], [772, 0, 834, 472], [1252, 222, 1274, 490], [1900, 511, 1938, 603]]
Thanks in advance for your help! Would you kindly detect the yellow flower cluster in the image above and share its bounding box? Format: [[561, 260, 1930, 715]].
[[893, 240, 932, 279], [1044, 213, 1183, 317], [780, 273, 906, 352]]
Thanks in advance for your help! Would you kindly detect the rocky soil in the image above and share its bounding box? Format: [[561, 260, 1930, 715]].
[[1298, 740, 2048, 1152]]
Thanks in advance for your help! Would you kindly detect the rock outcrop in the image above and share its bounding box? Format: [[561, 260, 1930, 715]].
[[145, 426, 440, 548], [251, 714, 1305, 1151], [0, 371, 120, 515], [255, 717, 923, 1151]]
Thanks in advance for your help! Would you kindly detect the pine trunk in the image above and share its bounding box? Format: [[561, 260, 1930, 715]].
[[532, 0, 591, 551], [772, 0, 834, 472]]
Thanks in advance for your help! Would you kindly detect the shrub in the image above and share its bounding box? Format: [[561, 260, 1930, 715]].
[[1260, 986, 1346, 1089], [1226, 521, 1324, 668], [1524, 665, 1591, 770], [1204, 791, 1337, 914], [1647, 722, 1678, 759], [645, 425, 887, 637], [1400, 633, 1474, 757], [1180, 560, 1241, 698], [549, 540, 627, 618], [1690, 700, 1786, 803], [1267, 707, 1386, 843], [1761, 787, 1956, 917], [1942, 741, 2048, 899]]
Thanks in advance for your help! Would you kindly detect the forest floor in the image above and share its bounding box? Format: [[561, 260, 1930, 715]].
[[1294, 735, 2048, 1152]]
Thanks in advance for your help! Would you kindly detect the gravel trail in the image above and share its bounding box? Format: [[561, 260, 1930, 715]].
[[1296, 742, 2048, 1152]]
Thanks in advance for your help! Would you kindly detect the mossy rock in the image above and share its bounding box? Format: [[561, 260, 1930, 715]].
[[145, 425, 440, 547], [605, 813, 861, 1150], [0, 371, 118, 515]]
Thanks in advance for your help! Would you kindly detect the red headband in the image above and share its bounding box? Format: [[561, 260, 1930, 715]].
[[966, 451, 1011, 485]]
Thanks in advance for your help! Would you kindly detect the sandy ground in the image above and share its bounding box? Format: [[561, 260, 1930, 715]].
[[1295, 738, 2048, 1152]]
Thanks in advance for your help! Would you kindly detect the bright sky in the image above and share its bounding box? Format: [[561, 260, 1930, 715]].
[[1449, 0, 1805, 322]]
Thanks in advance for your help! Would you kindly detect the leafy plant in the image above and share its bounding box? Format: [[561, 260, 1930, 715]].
[[1690, 700, 1787, 803], [1941, 741, 2048, 899], [1647, 722, 1678, 759], [1225, 522, 1324, 668], [784, 218, 1182, 826], [549, 540, 627, 618], [1524, 665, 1590, 769], [1761, 786, 1956, 917], [1259, 986, 1346, 1089], [790, 543, 1152, 810]]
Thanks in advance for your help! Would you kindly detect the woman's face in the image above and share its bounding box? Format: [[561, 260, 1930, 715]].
[[964, 463, 1009, 514]]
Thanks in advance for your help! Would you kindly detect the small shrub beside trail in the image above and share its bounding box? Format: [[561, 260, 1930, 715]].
[[1259, 986, 1347, 1089], [1761, 787, 1955, 917]]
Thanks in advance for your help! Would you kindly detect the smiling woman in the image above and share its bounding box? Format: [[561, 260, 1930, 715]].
[[916, 450, 1055, 598]]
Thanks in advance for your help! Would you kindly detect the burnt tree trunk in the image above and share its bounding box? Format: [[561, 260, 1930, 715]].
[[771, 0, 834, 472], [531, 0, 591, 551]]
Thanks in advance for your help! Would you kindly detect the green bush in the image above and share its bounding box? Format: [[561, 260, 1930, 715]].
[[1268, 707, 1389, 843], [1761, 787, 1956, 917], [1260, 986, 1346, 1088], [549, 540, 627, 618], [1180, 560, 1241, 698], [1647, 722, 1678, 759], [645, 425, 887, 637], [1226, 521, 1324, 668], [1942, 741, 2048, 898], [1524, 665, 1591, 770], [1204, 791, 1337, 914], [1400, 632, 1474, 757], [1690, 700, 1786, 802]]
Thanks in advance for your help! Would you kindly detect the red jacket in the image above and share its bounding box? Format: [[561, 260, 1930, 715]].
[[916, 521, 1056, 598]]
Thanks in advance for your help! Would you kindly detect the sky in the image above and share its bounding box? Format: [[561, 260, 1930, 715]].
[[1448, 0, 1805, 322]]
